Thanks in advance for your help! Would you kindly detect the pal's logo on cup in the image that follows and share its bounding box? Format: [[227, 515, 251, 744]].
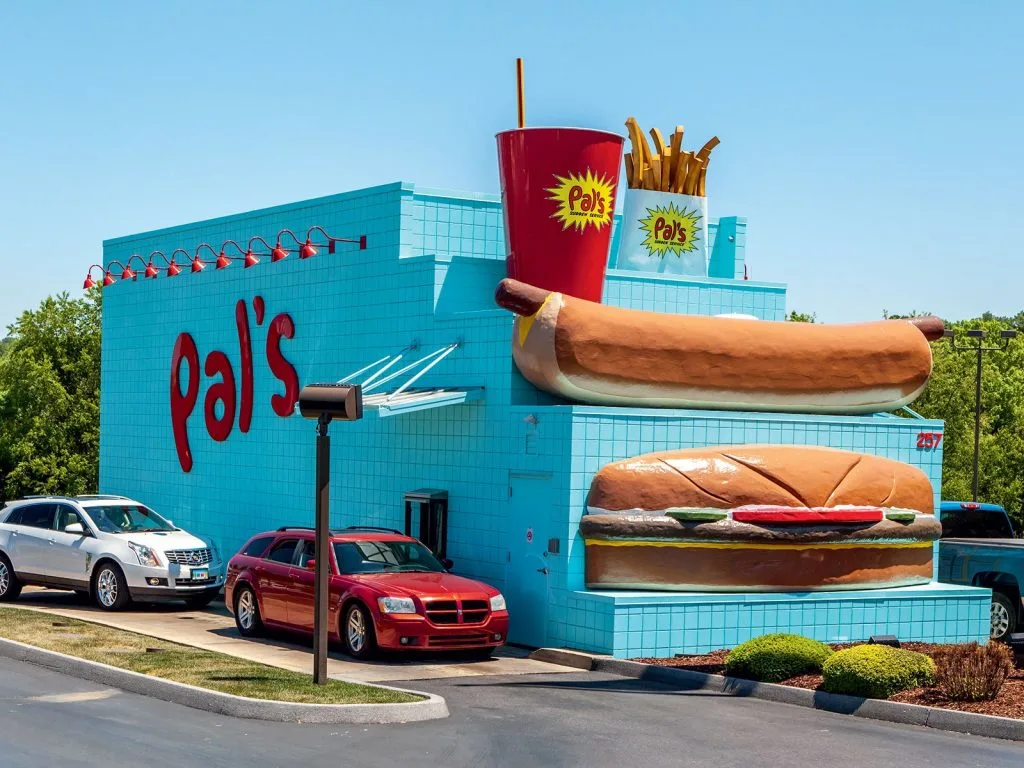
[[546, 170, 616, 233], [618, 189, 708, 275]]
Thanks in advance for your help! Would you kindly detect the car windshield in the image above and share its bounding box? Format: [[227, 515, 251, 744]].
[[88, 504, 176, 534], [334, 540, 445, 574], [941, 509, 1016, 539]]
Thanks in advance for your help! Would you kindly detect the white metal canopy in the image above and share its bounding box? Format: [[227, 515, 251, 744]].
[[338, 343, 484, 418]]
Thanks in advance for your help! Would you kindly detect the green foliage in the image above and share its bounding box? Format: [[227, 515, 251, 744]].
[[932, 642, 1014, 701], [821, 645, 935, 698], [724, 633, 833, 682], [786, 310, 816, 323], [896, 312, 1024, 529], [0, 290, 101, 500]]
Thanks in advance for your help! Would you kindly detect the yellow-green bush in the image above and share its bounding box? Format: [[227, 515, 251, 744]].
[[724, 634, 833, 682], [821, 645, 935, 698]]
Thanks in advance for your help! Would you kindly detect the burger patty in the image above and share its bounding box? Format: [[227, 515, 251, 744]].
[[579, 513, 941, 544]]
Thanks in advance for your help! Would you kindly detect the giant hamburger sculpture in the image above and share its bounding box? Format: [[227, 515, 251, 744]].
[[581, 445, 940, 591]]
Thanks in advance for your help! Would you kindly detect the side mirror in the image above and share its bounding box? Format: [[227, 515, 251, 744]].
[[65, 523, 85, 535], [442, 558, 454, 571], [306, 559, 316, 570]]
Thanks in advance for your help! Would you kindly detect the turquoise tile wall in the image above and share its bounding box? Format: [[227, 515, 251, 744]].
[[563, 585, 990, 658], [100, 181, 984, 656]]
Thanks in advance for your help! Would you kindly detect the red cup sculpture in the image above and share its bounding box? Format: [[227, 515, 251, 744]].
[[496, 127, 624, 303]]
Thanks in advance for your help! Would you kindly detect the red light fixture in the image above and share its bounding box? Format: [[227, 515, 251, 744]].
[[191, 257, 205, 273], [216, 250, 231, 269], [144, 261, 159, 279], [83, 274, 96, 289], [272, 241, 288, 262], [167, 259, 182, 277], [299, 238, 317, 259], [103, 270, 116, 287], [244, 249, 259, 268]]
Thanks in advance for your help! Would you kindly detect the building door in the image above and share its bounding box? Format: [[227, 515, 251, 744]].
[[505, 474, 551, 648]]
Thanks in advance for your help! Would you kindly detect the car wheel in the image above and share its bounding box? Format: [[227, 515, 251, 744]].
[[234, 586, 264, 637], [991, 592, 1018, 642], [342, 603, 377, 660], [0, 555, 22, 602], [184, 591, 219, 610], [92, 563, 131, 611]]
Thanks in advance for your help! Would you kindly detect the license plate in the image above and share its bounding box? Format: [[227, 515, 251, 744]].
[[192, 569, 208, 581]]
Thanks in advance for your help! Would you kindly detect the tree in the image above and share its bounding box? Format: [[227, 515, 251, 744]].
[[0, 290, 101, 500], [786, 310, 816, 323]]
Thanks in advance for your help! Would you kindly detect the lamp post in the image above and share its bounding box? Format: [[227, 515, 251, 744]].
[[297, 383, 363, 684], [944, 327, 1018, 502]]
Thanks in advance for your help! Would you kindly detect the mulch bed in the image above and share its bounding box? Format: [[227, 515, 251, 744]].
[[633, 642, 1024, 720]]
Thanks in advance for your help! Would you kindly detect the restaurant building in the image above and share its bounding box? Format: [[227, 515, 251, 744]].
[[98, 181, 989, 656]]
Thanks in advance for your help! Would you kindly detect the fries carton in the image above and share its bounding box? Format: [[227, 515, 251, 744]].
[[617, 189, 708, 275], [615, 119, 717, 276]]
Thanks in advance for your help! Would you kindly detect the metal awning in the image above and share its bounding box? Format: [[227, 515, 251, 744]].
[[338, 343, 484, 418]]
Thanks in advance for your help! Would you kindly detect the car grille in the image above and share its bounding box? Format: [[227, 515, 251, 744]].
[[427, 633, 490, 647], [423, 598, 490, 626], [164, 548, 212, 566]]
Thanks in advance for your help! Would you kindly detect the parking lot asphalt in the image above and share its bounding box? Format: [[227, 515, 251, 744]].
[[2, 655, 1022, 768], [8, 587, 570, 683]]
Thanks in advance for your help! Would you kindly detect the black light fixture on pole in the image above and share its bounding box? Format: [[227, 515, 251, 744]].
[[943, 327, 1017, 502], [297, 383, 363, 684]]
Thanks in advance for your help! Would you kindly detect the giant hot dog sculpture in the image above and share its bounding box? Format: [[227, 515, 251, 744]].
[[581, 445, 940, 591], [495, 278, 944, 414]]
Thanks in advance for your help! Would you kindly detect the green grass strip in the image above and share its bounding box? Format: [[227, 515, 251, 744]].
[[0, 607, 418, 705]]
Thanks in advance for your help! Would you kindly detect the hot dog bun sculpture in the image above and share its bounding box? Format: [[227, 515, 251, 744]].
[[495, 278, 944, 414], [581, 445, 939, 591]]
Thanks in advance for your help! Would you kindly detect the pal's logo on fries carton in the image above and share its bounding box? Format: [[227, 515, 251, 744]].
[[546, 170, 616, 233], [618, 190, 708, 275], [615, 118, 719, 276]]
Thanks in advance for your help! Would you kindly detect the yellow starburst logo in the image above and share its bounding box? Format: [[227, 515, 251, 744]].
[[639, 203, 702, 257], [546, 170, 616, 232]]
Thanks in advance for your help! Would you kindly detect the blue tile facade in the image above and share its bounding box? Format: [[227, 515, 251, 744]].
[[99, 182, 989, 657]]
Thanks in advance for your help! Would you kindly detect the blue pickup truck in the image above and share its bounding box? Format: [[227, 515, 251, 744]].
[[937, 501, 1023, 641]]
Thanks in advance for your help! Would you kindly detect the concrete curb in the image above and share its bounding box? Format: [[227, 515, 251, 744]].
[[531, 648, 1024, 742], [0, 637, 448, 724]]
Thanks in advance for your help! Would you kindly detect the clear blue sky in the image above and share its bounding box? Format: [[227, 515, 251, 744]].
[[1, 1, 1021, 329]]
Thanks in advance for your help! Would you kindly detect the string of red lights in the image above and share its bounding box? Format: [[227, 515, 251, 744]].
[[84, 226, 367, 289]]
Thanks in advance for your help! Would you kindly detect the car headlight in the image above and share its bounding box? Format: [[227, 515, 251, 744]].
[[489, 594, 507, 612], [377, 596, 417, 615], [128, 542, 161, 568]]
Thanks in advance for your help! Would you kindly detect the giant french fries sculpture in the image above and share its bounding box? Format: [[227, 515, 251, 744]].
[[495, 278, 944, 414]]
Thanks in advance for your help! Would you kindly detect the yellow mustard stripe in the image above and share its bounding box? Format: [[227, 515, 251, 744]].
[[583, 539, 933, 551], [517, 294, 554, 347]]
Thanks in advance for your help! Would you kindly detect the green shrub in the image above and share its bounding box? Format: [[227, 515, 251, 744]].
[[822, 645, 935, 698], [725, 634, 833, 682], [932, 642, 1014, 701]]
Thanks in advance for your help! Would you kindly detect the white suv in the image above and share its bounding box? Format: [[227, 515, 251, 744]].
[[0, 495, 224, 611]]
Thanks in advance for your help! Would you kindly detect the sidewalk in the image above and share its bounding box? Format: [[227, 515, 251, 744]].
[[9, 588, 571, 684]]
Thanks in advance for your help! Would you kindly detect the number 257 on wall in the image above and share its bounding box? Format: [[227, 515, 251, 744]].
[[916, 432, 943, 449]]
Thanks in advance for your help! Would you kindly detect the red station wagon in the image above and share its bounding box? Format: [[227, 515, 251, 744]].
[[225, 526, 509, 659]]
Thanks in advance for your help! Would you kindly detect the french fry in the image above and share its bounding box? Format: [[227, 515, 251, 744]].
[[695, 136, 720, 165], [660, 148, 672, 191], [683, 156, 703, 195], [674, 151, 694, 193], [696, 164, 707, 197], [642, 164, 657, 190], [624, 118, 646, 189], [649, 147, 662, 190], [649, 128, 668, 190], [668, 126, 684, 189], [624, 153, 635, 188]]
